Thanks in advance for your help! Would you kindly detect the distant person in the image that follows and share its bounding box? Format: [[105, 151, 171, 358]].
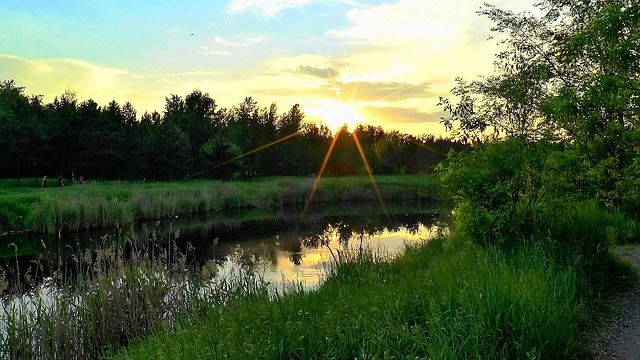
[[42, 175, 47, 188], [78, 175, 84, 185], [58, 175, 64, 187]]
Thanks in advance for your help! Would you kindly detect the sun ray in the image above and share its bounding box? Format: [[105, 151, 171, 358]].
[[185, 131, 301, 180], [352, 131, 389, 217], [303, 131, 340, 214], [403, 135, 447, 157], [372, 83, 417, 103]]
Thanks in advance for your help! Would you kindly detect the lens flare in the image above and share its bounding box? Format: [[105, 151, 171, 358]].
[[304, 132, 340, 214], [352, 132, 389, 217], [319, 103, 364, 134], [185, 131, 301, 180]]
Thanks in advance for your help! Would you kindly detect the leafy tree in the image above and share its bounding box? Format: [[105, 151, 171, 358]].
[[0, 80, 43, 181], [227, 97, 264, 177], [44, 89, 80, 180], [275, 104, 305, 175], [298, 122, 332, 176], [440, 0, 639, 211], [146, 123, 191, 180]]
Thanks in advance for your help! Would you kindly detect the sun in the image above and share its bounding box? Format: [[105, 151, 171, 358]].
[[320, 103, 365, 134]]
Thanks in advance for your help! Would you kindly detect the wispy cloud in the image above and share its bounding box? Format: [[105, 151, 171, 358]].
[[0, 55, 234, 114], [204, 51, 232, 56], [227, 0, 314, 16], [213, 35, 266, 47], [296, 65, 339, 79], [254, 81, 432, 102], [324, 81, 433, 102], [360, 106, 443, 124], [326, 0, 460, 48], [0, 55, 127, 94]]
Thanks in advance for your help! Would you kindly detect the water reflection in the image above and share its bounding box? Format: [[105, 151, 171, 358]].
[[0, 200, 448, 292]]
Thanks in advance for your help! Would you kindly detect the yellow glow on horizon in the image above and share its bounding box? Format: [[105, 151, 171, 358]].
[[318, 103, 364, 133]]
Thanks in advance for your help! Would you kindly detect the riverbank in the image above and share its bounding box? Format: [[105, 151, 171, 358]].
[[102, 202, 638, 359], [107, 237, 588, 359], [0, 174, 439, 234], [2, 198, 637, 358], [1, 197, 444, 359]]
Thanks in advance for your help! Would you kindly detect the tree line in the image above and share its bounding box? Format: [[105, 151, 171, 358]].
[[0, 82, 466, 183]]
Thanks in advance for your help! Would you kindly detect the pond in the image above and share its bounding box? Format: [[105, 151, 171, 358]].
[[0, 200, 448, 292]]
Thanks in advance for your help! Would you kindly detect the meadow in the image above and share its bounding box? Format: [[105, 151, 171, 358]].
[[0, 174, 440, 234]]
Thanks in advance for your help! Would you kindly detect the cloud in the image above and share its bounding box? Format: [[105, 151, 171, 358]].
[[327, 81, 433, 102], [213, 35, 266, 47], [204, 51, 232, 56], [0, 55, 234, 114], [227, 0, 314, 16], [296, 65, 339, 79], [319, 0, 538, 109], [0, 55, 128, 100], [255, 81, 432, 102], [360, 106, 444, 124], [201, 50, 232, 56], [261, 53, 345, 76], [325, 0, 461, 48]]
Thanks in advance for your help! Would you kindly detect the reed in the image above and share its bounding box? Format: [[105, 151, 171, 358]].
[[3, 202, 629, 359], [0, 229, 267, 359], [108, 237, 587, 360], [0, 175, 439, 234]]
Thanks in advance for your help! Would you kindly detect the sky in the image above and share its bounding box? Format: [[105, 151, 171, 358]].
[[0, 0, 539, 136]]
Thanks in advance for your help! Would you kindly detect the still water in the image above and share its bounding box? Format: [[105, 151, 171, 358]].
[[1, 200, 447, 290]]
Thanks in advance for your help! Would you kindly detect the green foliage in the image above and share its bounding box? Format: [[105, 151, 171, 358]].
[[434, 2, 640, 307], [439, 138, 572, 247], [438, 137, 638, 289], [108, 239, 585, 360], [439, 0, 639, 211], [0, 175, 439, 234]]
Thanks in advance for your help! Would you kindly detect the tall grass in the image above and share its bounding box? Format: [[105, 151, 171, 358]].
[[0, 230, 267, 359], [0, 175, 439, 234], [109, 237, 586, 360], [3, 200, 622, 359]]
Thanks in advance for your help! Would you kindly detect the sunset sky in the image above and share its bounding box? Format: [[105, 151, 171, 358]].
[[0, 0, 538, 136]]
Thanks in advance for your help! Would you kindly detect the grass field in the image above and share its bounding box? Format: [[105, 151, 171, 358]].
[[0, 174, 440, 234]]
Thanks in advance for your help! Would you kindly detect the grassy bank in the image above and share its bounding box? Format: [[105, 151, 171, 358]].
[[107, 238, 585, 360], [2, 199, 636, 358], [104, 201, 637, 359], [0, 175, 440, 234]]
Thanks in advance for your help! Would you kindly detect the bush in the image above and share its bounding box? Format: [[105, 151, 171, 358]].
[[439, 137, 638, 287], [439, 137, 576, 248]]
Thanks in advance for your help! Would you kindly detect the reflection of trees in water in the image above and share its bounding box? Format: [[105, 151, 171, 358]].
[[289, 253, 303, 266], [1, 204, 447, 290], [300, 213, 440, 249]]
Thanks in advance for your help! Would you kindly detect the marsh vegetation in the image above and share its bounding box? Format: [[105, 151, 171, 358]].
[[0, 198, 445, 359], [0, 174, 439, 234], [0, 0, 638, 358]]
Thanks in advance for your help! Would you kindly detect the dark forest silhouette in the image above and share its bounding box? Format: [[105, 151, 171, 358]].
[[0, 80, 467, 182]]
